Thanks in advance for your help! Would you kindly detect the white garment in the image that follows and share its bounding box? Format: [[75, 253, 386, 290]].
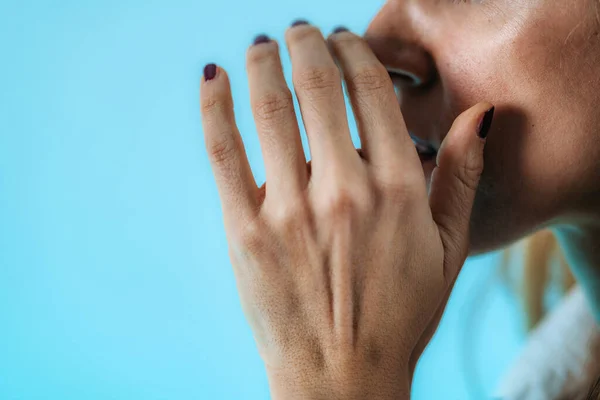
[[494, 286, 600, 400]]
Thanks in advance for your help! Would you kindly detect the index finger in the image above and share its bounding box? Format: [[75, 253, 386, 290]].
[[327, 30, 421, 180]]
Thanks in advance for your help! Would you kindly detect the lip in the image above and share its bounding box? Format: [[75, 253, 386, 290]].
[[388, 69, 422, 88]]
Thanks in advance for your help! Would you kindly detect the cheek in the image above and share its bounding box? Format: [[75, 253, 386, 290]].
[[435, 40, 569, 249], [438, 32, 513, 112], [429, 3, 600, 251], [439, 28, 570, 187]]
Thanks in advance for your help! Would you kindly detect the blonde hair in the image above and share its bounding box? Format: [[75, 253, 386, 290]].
[[502, 229, 576, 331]]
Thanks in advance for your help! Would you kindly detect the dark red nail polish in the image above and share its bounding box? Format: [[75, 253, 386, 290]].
[[291, 19, 309, 27], [477, 106, 495, 139], [253, 34, 270, 45], [333, 26, 349, 34], [204, 63, 217, 81]]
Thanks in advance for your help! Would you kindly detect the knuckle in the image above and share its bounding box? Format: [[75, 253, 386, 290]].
[[206, 134, 237, 165], [253, 90, 294, 122], [238, 218, 266, 252], [326, 190, 355, 217], [201, 95, 224, 115], [272, 202, 310, 232], [455, 159, 483, 193], [321, 184, 372, 219], [347, 64, 390, 95], [200, 73, 233, 118], [295, 66, 340, 96]]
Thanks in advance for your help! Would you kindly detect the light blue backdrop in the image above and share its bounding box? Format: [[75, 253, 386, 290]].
[[0, 0, 524, 399]]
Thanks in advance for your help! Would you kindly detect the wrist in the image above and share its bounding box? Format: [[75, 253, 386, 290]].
[[266, 364, 411, 400]]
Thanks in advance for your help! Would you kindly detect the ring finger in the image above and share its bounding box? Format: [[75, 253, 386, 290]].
[[247, 36, 308, 200]]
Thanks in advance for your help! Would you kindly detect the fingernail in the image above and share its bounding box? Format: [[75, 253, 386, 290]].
[[333, 26, 349, 34], [204, 63, 217, 81], [477, 106, 495, 139], [253, 34, 270, 46], [291, 19, 309, 27]]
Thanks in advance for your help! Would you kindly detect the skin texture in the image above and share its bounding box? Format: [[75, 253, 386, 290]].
[[200, 1, 600, 398], [200, 25, 493, 398], [364, 0, 600, 377], [364, 0, 600, 324], [364, 0, 600, 253]]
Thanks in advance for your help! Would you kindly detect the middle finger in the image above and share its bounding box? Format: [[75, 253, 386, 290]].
[[285, 23, 361, 178], [247, 37, 308, 199]]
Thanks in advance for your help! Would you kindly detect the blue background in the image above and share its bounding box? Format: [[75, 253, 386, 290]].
[[0, 0, 524, 398]]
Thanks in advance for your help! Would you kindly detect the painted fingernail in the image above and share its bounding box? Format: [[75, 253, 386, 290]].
[[333, 26, 349, 34], [291, 19, 309, 27], [253, 34, 270, 46], [204, 63, 217, 81], [477, 106, 495, 139]]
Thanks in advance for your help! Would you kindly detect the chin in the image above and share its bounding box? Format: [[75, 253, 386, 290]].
[[465, 186, 548, 257]]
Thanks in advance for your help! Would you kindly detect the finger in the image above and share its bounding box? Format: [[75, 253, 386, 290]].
[[285, 23, 361, 177], [429, 103, 495, 280], [305, 147, 366, 178], [200, 64, 259, 227], [246, 36, 308, 198], [326, 29, 420, 180]]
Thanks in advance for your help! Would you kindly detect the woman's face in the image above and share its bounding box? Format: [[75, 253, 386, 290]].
[[365, 0, 600, 254]]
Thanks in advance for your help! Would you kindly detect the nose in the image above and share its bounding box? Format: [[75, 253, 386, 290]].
[[364, 3, 437, 89], [366, 37, 436, 89]]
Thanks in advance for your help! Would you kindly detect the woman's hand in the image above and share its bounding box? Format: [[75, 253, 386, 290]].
[[200, 23, 493, 400]]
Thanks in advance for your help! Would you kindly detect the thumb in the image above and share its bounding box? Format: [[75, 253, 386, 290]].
[[429, 102, 495, 280]]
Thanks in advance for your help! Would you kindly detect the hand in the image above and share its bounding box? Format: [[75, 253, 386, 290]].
[[199, 23, 493, 399]]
